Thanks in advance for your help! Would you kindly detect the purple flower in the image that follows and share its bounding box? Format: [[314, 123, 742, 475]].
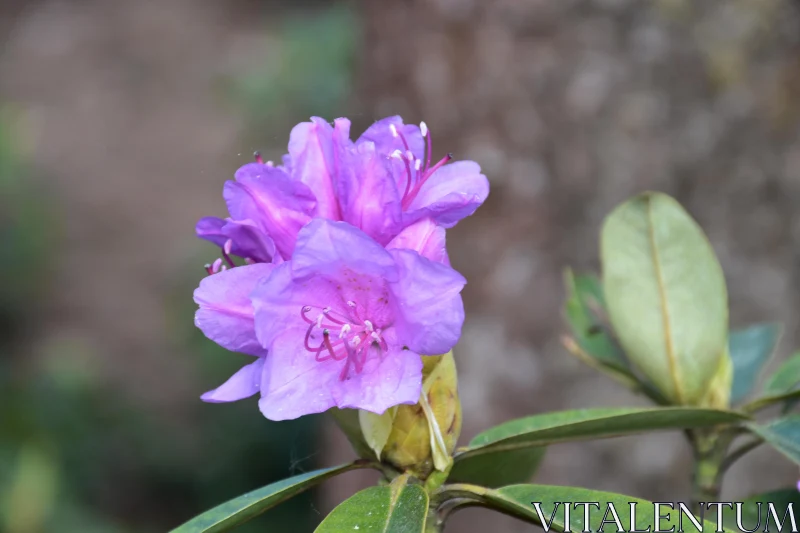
[[249, 218, 466, 420], [195, 116, 489, 264]]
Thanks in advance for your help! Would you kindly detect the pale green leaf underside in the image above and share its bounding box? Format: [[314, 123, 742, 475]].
[[601, 192, 728, 405]]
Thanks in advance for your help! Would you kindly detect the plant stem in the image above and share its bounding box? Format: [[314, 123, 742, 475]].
[[689, 430, 729, 514]]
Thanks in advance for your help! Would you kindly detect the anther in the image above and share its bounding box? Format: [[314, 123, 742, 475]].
[[415, 159, 421, 171], [420, 121, 428, 137], [254, 151, 263, 164], [339, 324, 352, 338], [204, 263, 213, 275], [212, 258, 223, 273], [364, 320, 374, 332], [266, 160, 274, 167], [390, 124, 399, 137], [390, 149, 404, 159], [347, 301, 357, 308], [224, 239, 233, 256]]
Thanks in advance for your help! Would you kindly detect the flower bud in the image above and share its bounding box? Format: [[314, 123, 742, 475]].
[[359, 351, 461, 479]]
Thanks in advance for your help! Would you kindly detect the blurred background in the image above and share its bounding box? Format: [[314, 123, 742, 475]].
[[0, 0, 799, 531]]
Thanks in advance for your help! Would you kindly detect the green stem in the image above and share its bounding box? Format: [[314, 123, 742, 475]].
[[689, 430, 730, 514]]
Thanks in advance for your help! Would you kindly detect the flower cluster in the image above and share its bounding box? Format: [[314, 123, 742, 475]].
[[193, 116, 488, 421]]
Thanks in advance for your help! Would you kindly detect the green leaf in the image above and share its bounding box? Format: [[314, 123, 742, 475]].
[[744, 389, 800, 413], [722, 489, 800, 531], [747, 415, 800, 465], [563, 269, 629, 372], [315, 475, 428, 532], [170, 462, 366, 533], [454, 407, 747, 464], [446, 484, 716, 532], [601, 192, 729, 405], [764, 353, 800, 396], [729, 324, 782, 404], [449, 446, 546, 488]]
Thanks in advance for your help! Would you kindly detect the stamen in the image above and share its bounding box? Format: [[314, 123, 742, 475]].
[[364, 320, 374, 332], [212, 258, 223, 274], [221, 240, 235, 268], [390, 124, 398, 137], [254, 151, 263, 164], [424, 122, 432, 173], [316, 314, 324, 328], [339, 324, 352, 339], [204, 263, 213, 275], [420, 121, 428, 137], [390, 149, 404, 159], [266, 160, 274, 167]]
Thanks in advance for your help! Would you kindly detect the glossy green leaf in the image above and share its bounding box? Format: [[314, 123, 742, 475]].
[[729, 324, 782, 404], [449, 446, 546, 488], [722, 489, 800, 532], [563, 269, 629, 372], [447, 484, 717, 532], [454, 407, 746, 463], [170, 462, 366, 533], [747, 415, 800, 465], [601, 192, 729, 405], [764, 353, 800, 396], [315, 475, 428, 532]]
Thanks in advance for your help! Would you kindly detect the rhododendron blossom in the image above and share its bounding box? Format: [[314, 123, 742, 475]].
[[194, 219, 465, 420], [196, 116, 489, 265]]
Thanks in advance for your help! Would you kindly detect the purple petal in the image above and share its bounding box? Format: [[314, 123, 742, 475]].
[[288, 117, 351, 220], [386, 218, 450, 265], [357, 116, 425, 161], [196, 217, 276, 263], [196, 217, 228, 248], [225, 163, 316, 258], [334, 141, 403, 245], [389, 249, 466, 355], [251, 262, 330, 349], [201, 357, 265, 403], [290, 219, 397, 283], [194, 263, 275, 356], [218, 219, 276, 263], [257, 330, 422, 420], [332, 345, 423, 414], [404, 161, 490, 228]]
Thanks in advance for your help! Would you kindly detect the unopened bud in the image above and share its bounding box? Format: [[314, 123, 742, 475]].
[[359, 351, 461, 480]]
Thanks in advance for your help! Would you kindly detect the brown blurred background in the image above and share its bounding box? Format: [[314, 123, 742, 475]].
[[0, 0, 798, 531]]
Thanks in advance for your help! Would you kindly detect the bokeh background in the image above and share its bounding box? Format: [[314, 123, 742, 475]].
[[1, 0, 799, 531]]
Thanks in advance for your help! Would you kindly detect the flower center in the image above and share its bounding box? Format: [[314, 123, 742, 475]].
[[389, 122, 453, 210], [301, 301, 388, 381]]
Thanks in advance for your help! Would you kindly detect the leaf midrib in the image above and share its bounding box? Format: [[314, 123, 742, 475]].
[[645, 197, 684, 404]]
